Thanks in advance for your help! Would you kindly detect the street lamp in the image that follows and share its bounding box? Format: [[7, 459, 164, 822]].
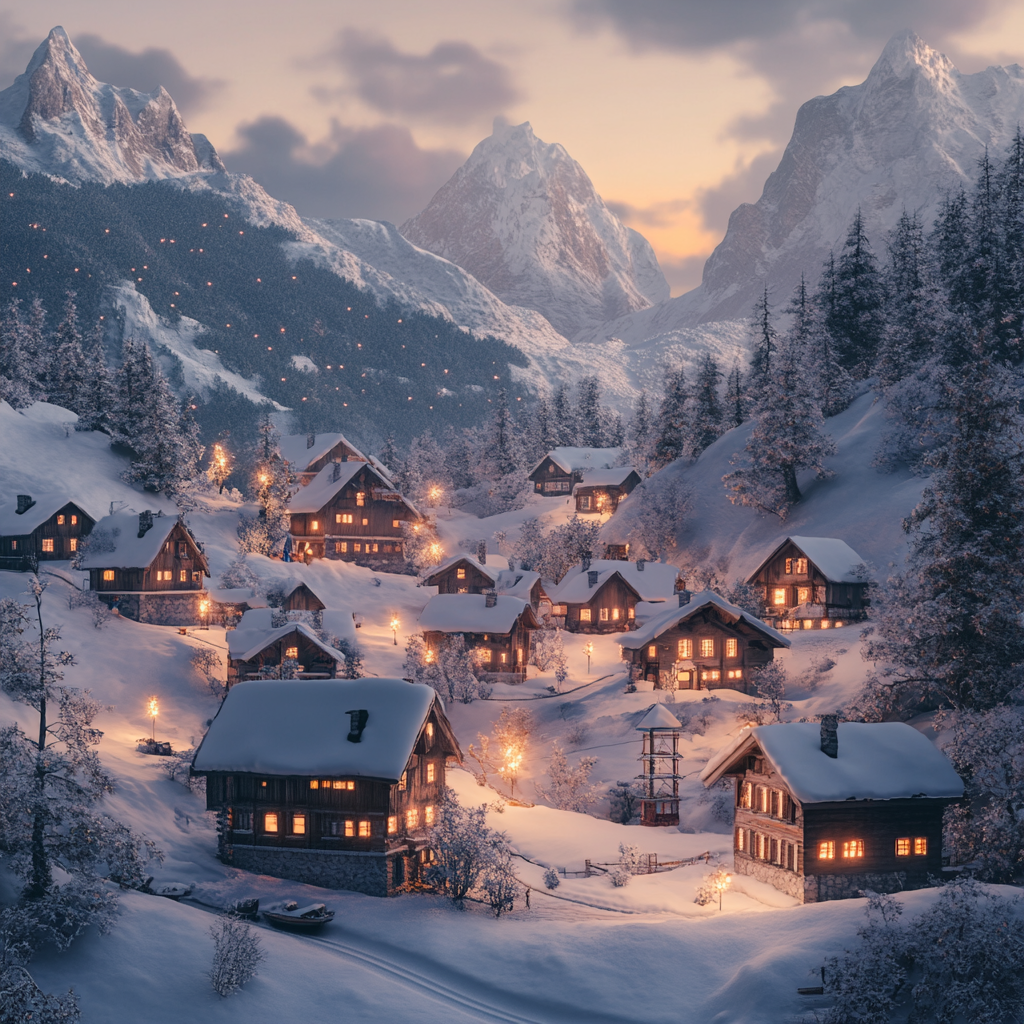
[[715, 871, 732, 912], [583, 640, 595, 675], [503, 745, 523, 799], [147, 696, 159, 742], [200, 598, 210, 631], [390, 616, 400, 646]]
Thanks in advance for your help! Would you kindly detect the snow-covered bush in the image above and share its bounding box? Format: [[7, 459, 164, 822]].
[[0, 964, 80, 1023], [208, 916, 265, 997], [163, 747, 204, 794], [542, 867, 560, 890], [67, 588, 107, 629], [563, 719, 589, 747], [425, 789, 491, 907], [407, 634, 491, 704], [608, 781, 644, 824], [480, 838, 522, 918], [531, 627, 567, 675], [218, 554, 262, 593], [190, 648, 224, 696], [536, 743, 598, 812]]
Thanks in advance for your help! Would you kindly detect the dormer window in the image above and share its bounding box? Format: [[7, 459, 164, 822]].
[[795, 558, 808, 574]]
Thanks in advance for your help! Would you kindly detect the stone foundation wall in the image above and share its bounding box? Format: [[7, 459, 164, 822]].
[[734, 853, 805, 901], [98, 591, 207, 626], [228, 844, 398, 897], [803, 869, 930, 904]]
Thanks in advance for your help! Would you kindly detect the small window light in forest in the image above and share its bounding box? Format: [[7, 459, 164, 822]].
[[818, 841, 835, 860]]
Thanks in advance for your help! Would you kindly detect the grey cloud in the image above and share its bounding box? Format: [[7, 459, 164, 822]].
[[0, 15, 46, 87], [318, 29, 520, 125], [73, 33, 225, 114], [222, 116, 464, 222], [658, 253, 707, 295], [606, 197, 691, 228]]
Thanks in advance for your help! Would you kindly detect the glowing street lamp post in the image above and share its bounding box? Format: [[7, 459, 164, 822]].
[[200, 598, 210, 631], [716, 871, 732, 912], [503, 745, 523, 799], [583, 640, 595, 675], [391, 616, 400, 646], [147, 696, 159, 742]]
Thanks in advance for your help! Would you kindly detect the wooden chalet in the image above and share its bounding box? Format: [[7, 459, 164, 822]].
[[419, 593, 539, 675], [79, 510, 210, 624], [192, 678, 462, 896], [747, 536, 873, 630], [573, 467, 641, 514], [0, 493, 95, 570], [226, 609, 346, 685], [287, 460, 419, 564], [280, 580, 325, 612], [528, 446, 628, 497], [278, 432, 368, 485], [619, 590, 790, 691], [421, 555, 544, 611], [700, 718, 964, 903]]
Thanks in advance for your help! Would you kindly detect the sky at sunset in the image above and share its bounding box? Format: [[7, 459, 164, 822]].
[[3, 1, 1024, 294]]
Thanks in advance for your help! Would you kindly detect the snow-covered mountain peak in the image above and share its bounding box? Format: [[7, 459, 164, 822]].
[[400, 120, 669, 339], [866, 30, 956, 84], [0, 26, 224, 184]]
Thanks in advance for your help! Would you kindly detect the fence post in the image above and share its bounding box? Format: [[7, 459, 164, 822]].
[[585, 859, 591, 877]]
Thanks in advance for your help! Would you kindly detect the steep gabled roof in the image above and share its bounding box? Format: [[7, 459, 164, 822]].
[[700, 722, 964, 804], [226, 613, 346, 664], [278, 432, 366, 471], [78, 511, 206, 572], [418, 593, 538, 634], [747, 536, 873, 585], [636, 704, 683, 731], [421, 554, 497, 587], [0, 495, 95, 535], [619, 590, 790, 650], [573, 466, 640, 490], [530, 446, 627, 477], [192, 678, 447, 780], [553, 559, 678, 603], [548, 568, 642, 606], [495, 568, 541, 602], [288, 460, 418, 518]]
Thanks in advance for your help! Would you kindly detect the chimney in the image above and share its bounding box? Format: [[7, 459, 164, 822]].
[[346, 709, 369, 743], [332, 461, 341, 482], [15, 494, 34, 515], [477, 541, 487, 565], [485, 589, 497, 608], [677, 589, 691, 607], [137, 511, 154, 538], [820, 715, 839, 759], [637, 558, 645, 572], [581, 556, 591, 572], [588, 570, 599, 588], [306, 433, 316, 449]]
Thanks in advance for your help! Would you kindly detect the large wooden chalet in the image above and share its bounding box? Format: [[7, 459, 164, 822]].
[[226, 609, 346, 685], [419, 593, 539, 675], [421, 554, 544, 611], [79, 510, 210, 624], [747, 536, 873, 630], [573, 467, 641, 514], [701, 718, 964, 903], [278, 432, 368, 485], [0, 494, 95, 570], [619, 591, 790, 691], [528, 446, 628, 497], [287, 460, 420, 564], [192, 678, 462, 896]]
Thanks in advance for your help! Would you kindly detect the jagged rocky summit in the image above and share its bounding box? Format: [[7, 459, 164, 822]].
[[400, 119, 669, 339], [0, 26, 224, 183]]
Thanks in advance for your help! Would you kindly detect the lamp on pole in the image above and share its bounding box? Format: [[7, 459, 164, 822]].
[[200, 598, 210, 631], [715, 871, 732, 912], [147, 696, 159, 742], [390, 616, 400, 646], [583, 640, 595, 675]]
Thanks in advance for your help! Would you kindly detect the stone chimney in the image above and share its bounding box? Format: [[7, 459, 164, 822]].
[[15, 494, 34, 514], [637, 558, 645, 572], [346, 709, 368, 743], [820, 715, 839, 758], [137, 510, 154, 538], [677, 589, 691, 607], [587, 570, 599, 588], [485, 589, 497, 608], [477, 541, 487, 565], [332, 461, 341, 482], [306, 433, 316, 449]]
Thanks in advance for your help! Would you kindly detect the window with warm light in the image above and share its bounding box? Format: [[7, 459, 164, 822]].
[[363, 519, 369, 527], [311, 520, 319, 531], [334, 780, 354, 790], [310, 780, 319, 790], [797, 587, 811, 604], [388, 816, 397, 834], [285, 646, 299, 660], [795, 558, 808, 574], [41, 538, 54, 552], [343, 820, 354, 837], [700, 638, 715, 657], [737, 828, 746, 851], [425, 805, 434, 825], [406, 809, 419, 829], [399, 771, 407, 791], [727, 668, 744, 680], [354, 543, 361, 552], [57, 515, 65, 525], [179, 570, 187, 582], [818, 841, 835, 859], [772, 588, 787, 606], [517, 647, 523, 662], [103, 570, 114, 581], [580, 608, 592, 622], [612, 607, 620, 620], [628, 606, 635, 619], [426, 722, 435, 745], [264, 812, 279, 833], [358, 820, 371, 838], [914, 837, 927, 855], [69, 538, 77, 552], [842, 840, 865, 858], [356, 492, 365, 506], [456, 568, 466, 579], [10, 540, 16, 550], [71, 515, 77, 525], [758, 787, 769, 813], [338, 542, 348, 553], [740, 782, 753, 808], [600, 607, 609, 621], [896, 838, 910, 857], [426, 762, 435, 783], [678, 638, 693, 659], [500, 652, 508, 664], [478, 648, 492, 662], [292, 814, 306, 835], [785, 558, 793, 574], [648, 645, 658, 659]]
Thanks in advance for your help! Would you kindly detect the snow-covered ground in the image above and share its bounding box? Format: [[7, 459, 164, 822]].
[[0, 395, 955, 1023]]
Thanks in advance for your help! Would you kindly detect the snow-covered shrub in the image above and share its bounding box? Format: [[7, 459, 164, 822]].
[[736, 664, 791, 725], [163, 747, 204, 794], [190, 648, 224, 696], [536, 743, 597, 812], [407, 633, 491, 704], [531, 628, 566, 673], [609, 866, 631, 887], [608, 781, 643, 824], [563, 719, 589, 748], [618, 843, 642, 876], [542, 867, 560, 890], [694, 868, 731, 907], [0, 964, 80, 1023], [684, 695, 720, 736], [208, 915, 264, 997], [218, 554, 262, 593], [480, 838, 522, 918], [425, 788, 490, 907], [698, 779, 735, 824], [67, 588, 107, 629]]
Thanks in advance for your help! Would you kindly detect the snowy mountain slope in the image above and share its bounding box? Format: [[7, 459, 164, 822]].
[[0, 27, 223, 184], [401, 119, 670, 338]]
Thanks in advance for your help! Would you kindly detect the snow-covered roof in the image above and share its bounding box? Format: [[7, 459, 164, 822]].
[[636, 704, 683, 731], [619, 590, 790, 650], [495, 568, 540, 602], [282, 578, 324, 602], [227, 614, 347, 664], [573, 466, 639, 490], [552, 559, 678, 603], [77, 511, 199, 570], [321, 609, 358, 647], [192, 678, 436, 781], [633, 599, 669, 625], [749, 536, 873, 584], [278, 432, 366, 471], [0, 495, 94, 535], [532, 447, 627, 476], [548, 567, 642, 605], [207, 587, 264, 607], [700, 722, 964, 804], [419, 593, 537, 634], [421, 554, 497, 586]]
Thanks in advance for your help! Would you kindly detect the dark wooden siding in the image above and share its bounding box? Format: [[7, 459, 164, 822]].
[[528, 456, 578, 495], [228, 628, 339, 685], [564, 576, 639, 633], [282, 584, 325, 611], [749, 539, 869, 619], [426, 560, 495, 595], [574, 472, 640, 513], [89, 521, 207, 592], [423, 615, 534, 672], [1, 502, 95, 561]]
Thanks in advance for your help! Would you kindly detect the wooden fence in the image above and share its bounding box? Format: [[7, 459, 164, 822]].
[[559, 850, 713, 878]]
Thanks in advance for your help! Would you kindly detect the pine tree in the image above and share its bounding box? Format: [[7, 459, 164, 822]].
[[863, 343, 1024, 710], [723, 336, 837, 519], [748, 285, 777, 404], [725, 362, 746, 428], [802, 269, 854, 417], [76, 322, 112, 432], [378, 434, 399, 475], [481, 388, 521, 479], [22, 298, 49, 401], [651, 366, 688, 470], [553, 383, 577, 445], [933, 186, 973, 313], [627, 389, 653, 474], [828, 209, 885, 375], [0, 300, 34, 409], [238, 415, 291, 556], [998, 126, 1024, 349], [690, 352, 724, 457], [575, 376, 604, 446], [45, 293, 88, 415]]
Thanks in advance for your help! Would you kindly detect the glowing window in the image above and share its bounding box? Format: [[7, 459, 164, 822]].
[[406, 808, 419, 829], [802, 619, 812, 629], [896, 838, 910, 857], [71, 515, 77, 525], [354, 543, 361, 552], [57, 515, 65, 525], [737, 829, 746, 851], [500, 652, 508, 664], [457, 568, 466, 579], [264, 812, 279, 833], [795, 558, 808, 574], [311, 520, 319, 531], [363, 519, 369, 527], [740, 782, 753, 808], [612, 607, 620, 620], [426, 722, 434, 743], [478, 648, 492, 662], [334, 780, 354, 790], [426, 762, 435, 783], [599, 607, 609, 621], [727, 668, 744, 680], [914, 837, 927, 856], [292, 814, 306, 835], [41, 538, 54, 552], [310, 780, 319, 790], [371, 542, 377, 552], [10, 540, 16, 550], [399, 771, 407, 791], [579, 608, 592, 622], [797, 587, 811, 604], [701, 670, 721, 682], [285, 646, 299, 660], [842, 840, 865, 859], [393, 520, 400, 528], [345, 820, 354, 837], [69, 538, 77, 552], [772, 588, 787, 606], [725, 638, 738, 658], [648, 645, 658, 658], [628, 607, 635, 619], [338, 542, 348, 553], [818, 841, 835, 860], [785, 558, 793, 574], [758, 787, 769, 813], [387, 815, 397, 834], [358, 820, 371, 838], [356, 492, 365, 506], [103, 570, 114, 581], [179, 570, 187, 582], [425, 805, 434, 825], [700, 638, 714, 658], [517, 647, 524, 662], [678, 638, 693, 659]]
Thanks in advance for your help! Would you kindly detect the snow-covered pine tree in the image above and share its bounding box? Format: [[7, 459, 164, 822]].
[[863, 344, 1024, 711], [0, 299, 34, 409], [651, 366, 688, 470], [238, 415, 292, 557], [480, 387, 521, 480], [626, 388, 654, 474], [575, 376, 604, 446], [747, 285, 777, 405], [76, 321, 112, 432], [827, 209, 885, 376], [552, 383, 577, 446], [378, 433, 400, 477], [689, 352, 724, 457], [723, 336, 837, 519], [441, 425, 477, 491], [626, 475, 690, 562], [932, 185, 973, 313], [536, 743, 597, 811], [45, 293, 88, 416], [998, 127, 1024, 351], [795, 271, 854, 418], [403, 430, 452, 506], [725, 361, 746, 428]]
